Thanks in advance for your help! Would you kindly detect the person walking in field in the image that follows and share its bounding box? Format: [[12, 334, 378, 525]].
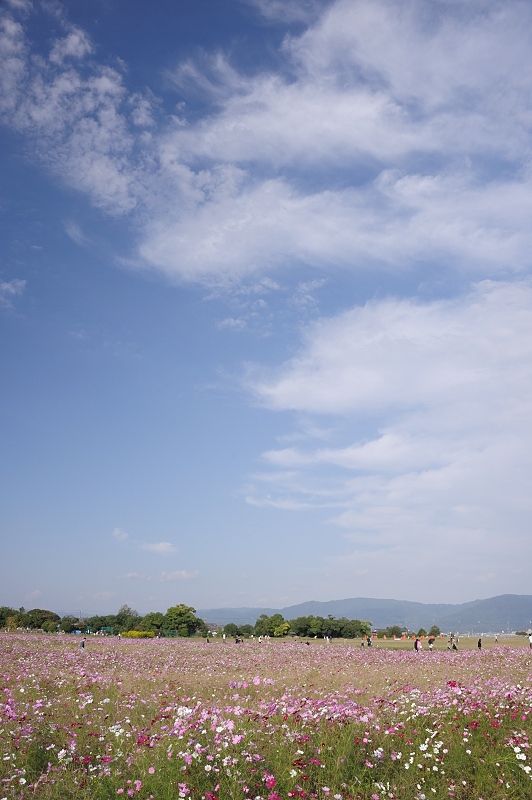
[[528, 633, 532, 649], [428, 636, 435, 651], [414, 637, 422, 652], [477, 638, 482, 650]]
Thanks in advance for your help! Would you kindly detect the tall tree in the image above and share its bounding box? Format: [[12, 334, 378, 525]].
[[164, 604, 205, 637]]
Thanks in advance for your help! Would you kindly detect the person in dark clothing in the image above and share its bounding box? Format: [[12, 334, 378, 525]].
[[477, 638, 482, 650]]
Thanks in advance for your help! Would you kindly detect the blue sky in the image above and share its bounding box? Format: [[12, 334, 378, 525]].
[[2, 0, 532, 615]]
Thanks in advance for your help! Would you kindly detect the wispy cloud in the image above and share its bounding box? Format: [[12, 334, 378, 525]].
[[120, 572, 152, 581], [141, 541, 176, 554], [49, 26, 93, 66], [2, 1, 532, 286], [160, 570, 198, 582], [64, 220, 90, 247], [0, 279, 26, 308], [112, 527, 128, 541], [241, 0, 330, 24], [246, 279, 532, 596], [5, 0, 31, 12]]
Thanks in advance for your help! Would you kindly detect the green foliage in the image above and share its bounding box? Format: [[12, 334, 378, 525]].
[[164, 604, 205, 637], [0, 606, 17, 628], [385, 625, 404, 638], [223, 623, 239, 637], [342, 617, 369, 638], [417, 628, 427, 637], [41, 619, 59, 632], [122, 630, 155, 638], [429, 624, 441, 637], [254, 613, 286, 637], [138, 612, 165, 632], [273, 621, 290, 637], [53, 606, 373, 640], [223, 622, 255, 638], [57, 605, 207, 636], [287, 615, 311, 636], [322, 615, 342, 638], [86, 615, 107, 633], [287, 614, 370, 638], [116, 604, 140, 631], [59, 615, 79, 633], [26, 608, 61, 629]]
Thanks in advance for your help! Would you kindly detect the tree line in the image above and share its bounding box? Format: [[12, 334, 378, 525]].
[[0, 604, 206, 637], [0, 604, 441, 639], [225, 613, 372, 639]]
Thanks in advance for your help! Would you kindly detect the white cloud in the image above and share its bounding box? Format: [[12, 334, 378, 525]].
[[49, 27, 93, 65], [141, 541, 176, 554], [5, 0, 31, 12], [0, 9, 147, 215], [218, 317, 248, 330], [160, 570, 198, 582], [64, 220, 90, 246], [3, 1, 532, 285], [252, 280, 532, 414], [112, 527, 128, 541], [0, 14, 27, 117], [0, 278, 26, 307], [247, 280, 532, 596], [242, 0, 329, 24], [121, 572, 152, 581]]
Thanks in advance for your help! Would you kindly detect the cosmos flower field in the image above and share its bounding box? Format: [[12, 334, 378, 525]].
[[2, 635, 532, 800]]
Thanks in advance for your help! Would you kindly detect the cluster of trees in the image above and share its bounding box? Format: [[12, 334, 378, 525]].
[[224, 613, 372, 639], [0, 604, 206, 637], [222, 617, 443, 639], [86, 604, 206, 636], [1, 604, 443, 640], [374, 625, 441, 639], [0, 607, 61, 631]]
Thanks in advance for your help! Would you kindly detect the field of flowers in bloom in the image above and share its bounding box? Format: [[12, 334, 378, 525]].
[[2, 635, 532, 800]]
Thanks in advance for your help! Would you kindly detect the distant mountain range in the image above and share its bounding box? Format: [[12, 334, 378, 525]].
[[198, 594, 532, 634]]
